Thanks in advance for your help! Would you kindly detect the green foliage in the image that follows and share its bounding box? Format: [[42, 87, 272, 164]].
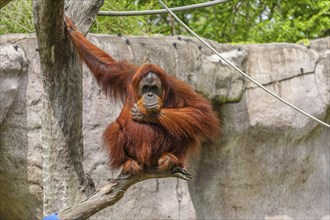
[[90, 0, 174, 35], [92, 0, 330, 43], [247, 0, 330, 42], [1, 0, 329, 43], [0, 0, 34, 34]]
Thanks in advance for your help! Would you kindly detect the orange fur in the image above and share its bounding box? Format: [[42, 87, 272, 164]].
[[158, 153, 180, 171], [65, 16, 220, 173]]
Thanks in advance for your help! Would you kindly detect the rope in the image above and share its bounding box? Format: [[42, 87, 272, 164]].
[[158, 0, 330, 129], [98, 0, 228, 16]]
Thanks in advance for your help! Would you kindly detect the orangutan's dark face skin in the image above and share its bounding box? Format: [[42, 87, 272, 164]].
[[137, 72, 163, 111]]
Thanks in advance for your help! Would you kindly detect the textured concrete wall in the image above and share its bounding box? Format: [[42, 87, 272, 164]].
[[0, 34, 329, 220]]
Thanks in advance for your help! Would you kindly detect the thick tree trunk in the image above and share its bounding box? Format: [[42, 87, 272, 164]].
[[32, 0, 103, 215]]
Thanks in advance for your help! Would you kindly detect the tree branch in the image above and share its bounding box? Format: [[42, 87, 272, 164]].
[[57, 168, 192, 220], [0, 0, 13, 9]]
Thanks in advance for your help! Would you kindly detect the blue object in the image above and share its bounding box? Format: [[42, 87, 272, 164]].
[[43, 213, 59, 220]]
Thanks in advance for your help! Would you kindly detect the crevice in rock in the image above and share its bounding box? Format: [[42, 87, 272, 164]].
[[247, 71, 315, 89], [175, 179, 182, 219]]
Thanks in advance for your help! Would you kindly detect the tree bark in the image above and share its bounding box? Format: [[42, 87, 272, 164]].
[[32, 0, 103, 215], [58, 169, 192, 220]]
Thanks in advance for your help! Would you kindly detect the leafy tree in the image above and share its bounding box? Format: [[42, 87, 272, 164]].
[[1, 0, 329, 43], [0, 0, 34, 34]]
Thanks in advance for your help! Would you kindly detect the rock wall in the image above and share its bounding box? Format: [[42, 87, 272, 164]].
[[0, 34, 329, 220], [0, 35, 43, 220]]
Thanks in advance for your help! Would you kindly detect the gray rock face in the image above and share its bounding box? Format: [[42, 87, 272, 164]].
[[0, 34, 329, 220], [0, 44, 28, 123], [190, 38, 330, 219], [0, 34, 43, 219]]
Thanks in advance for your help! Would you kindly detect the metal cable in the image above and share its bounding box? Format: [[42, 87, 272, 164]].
[[158, 0, 330, 128], [98, 0, 228, 16]]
